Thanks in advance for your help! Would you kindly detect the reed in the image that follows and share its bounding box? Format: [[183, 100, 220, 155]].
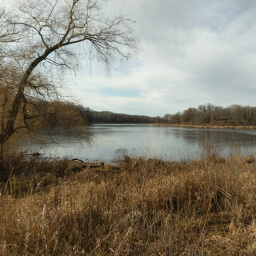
[[1, 152, 256, 255], [155, 123, 256, 130]]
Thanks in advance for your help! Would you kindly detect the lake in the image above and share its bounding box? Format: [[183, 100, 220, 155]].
[[19, 124, 256, 162]]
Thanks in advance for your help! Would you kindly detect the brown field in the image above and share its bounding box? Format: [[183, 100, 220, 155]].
[[1, 152, 256, 255]]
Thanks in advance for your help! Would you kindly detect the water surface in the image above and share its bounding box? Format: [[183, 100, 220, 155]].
[[19, 124, 256, 162]]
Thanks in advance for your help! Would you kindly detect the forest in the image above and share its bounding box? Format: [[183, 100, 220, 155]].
[[164, 103, 256, 126], [74, 105, 163, 124]]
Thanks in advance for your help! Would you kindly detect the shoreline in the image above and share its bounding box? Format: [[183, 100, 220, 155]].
[[154, 123, 256, 130]]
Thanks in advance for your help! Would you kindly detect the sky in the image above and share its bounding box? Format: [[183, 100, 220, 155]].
[[8, 0, 256, 117]]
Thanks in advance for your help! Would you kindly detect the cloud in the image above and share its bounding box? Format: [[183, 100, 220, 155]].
[[68, 0, 256, 116]]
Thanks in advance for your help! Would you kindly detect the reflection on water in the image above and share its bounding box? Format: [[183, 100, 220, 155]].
[[17, 124, 256, 162]]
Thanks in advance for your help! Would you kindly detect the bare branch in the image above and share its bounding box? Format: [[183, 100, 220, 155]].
[[0, 0, 138, 153]]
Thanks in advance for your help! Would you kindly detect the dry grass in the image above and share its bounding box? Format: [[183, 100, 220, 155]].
[[1, 153, 256, 255], [155, 123, 256, 130]]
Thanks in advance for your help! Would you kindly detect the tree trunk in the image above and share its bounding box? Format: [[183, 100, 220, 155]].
[[0, 88, 7, 162], [0, 142, 3, 163], [2, 46, 58, 146]]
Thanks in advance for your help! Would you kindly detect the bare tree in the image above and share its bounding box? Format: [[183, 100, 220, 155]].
[[0, 0, 138, 160], [182, 107, 197, 124]]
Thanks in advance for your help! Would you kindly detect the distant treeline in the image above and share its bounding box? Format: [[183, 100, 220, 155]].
[[74, 105, 164, 124], [164, 103, 256, 126], [14, 100, 163, 128], [0, 86, 163, 130]]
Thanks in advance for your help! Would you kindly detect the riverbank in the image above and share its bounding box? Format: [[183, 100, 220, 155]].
[[155, 123, 256, 130], [1, 153, 256, 255]]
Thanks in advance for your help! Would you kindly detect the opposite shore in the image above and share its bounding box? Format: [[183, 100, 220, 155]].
[[154, 123, 256, 130]]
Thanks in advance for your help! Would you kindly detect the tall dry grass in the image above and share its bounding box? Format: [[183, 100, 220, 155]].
[[1, 153, 256, 255]]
